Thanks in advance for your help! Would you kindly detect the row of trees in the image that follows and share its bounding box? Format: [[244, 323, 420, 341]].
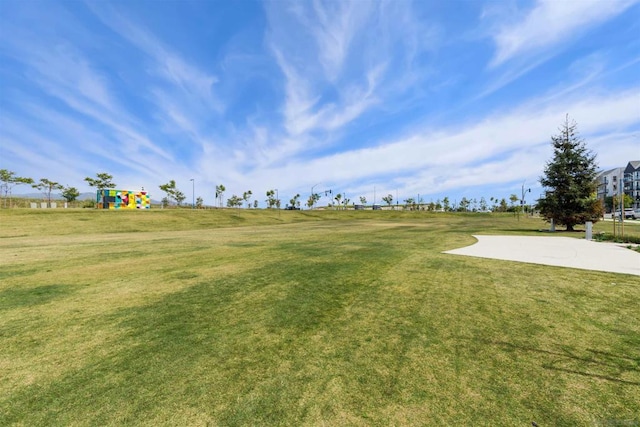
[[0, 169, 541, 213], [0, 169, 81, 208], [315, 194, 523, 213], [209, 117, 605, 232], [0, 166, 581, 219], [163, 117, 607, 232], [392, 196, 520, 213], [1, 117, 604, 231], [226, 191, 256, 209], [296, 190, 529, 213]]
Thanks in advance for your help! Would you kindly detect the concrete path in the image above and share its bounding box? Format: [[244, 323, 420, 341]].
[[444, 235, 640, 276]]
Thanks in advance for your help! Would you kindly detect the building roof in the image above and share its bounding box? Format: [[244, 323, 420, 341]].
[[597, 167, 623, 177], [626, 160, 640, 171]]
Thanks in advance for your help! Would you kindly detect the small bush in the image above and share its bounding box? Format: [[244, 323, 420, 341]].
[[82, 199, 96, 208], [594, 232, 640, 245]]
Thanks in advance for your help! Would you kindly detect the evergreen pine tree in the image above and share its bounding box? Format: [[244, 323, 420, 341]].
[[537, 115, 603, 231]]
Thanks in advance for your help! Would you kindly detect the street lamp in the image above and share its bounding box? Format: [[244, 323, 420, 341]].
[[190, 178, 194, 209], [521, 181, 531, 218]]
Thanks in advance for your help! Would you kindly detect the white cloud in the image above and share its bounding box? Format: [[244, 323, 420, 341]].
[[25, 44, 116, 115], [309, 0, 374, 81], [87, 2, 219, 108], [491, 0, 639, 66], [238, 87, 640, 199], [2, 1, 637, 206], [264, 0, 433, 167]]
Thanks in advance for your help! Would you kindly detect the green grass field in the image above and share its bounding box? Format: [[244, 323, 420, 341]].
[[1, 209, 638, 426]]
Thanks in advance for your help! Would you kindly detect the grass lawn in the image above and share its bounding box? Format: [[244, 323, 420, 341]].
[[1, 209, 638, 426]]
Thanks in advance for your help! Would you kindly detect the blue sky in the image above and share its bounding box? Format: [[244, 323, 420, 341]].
[[1, 0, 639, 207]]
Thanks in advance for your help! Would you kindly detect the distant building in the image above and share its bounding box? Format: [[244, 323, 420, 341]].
[[596, 167, 624, 206], [597, 161, 640, 211], [623, 160, 640, 210]]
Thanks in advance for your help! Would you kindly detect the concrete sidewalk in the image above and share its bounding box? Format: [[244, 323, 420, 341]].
[[444, 235, 640, 276]]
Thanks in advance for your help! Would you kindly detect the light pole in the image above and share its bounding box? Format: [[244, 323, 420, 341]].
[[521, 181, 530, 219], [190, 179, 194, 209], [620, 173, 629, 237]]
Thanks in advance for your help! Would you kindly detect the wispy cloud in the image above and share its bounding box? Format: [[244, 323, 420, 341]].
[[8, 38, 173, 161], [273, 46, 382, 139], [1, 1, 637, 205], [264, 0, 437, 164], [241, 87, 639, 201], [87, 2, 219, 107], [83, 1, 224, 169], [307, 0, 374, 81], [490, 0, 639, 66]]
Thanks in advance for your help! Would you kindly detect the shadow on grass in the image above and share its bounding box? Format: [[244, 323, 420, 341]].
[[0, 284, 75, 311], [479, 339, 640, 386], [2, 238, 405, 425], [542, 366, 640, 385]]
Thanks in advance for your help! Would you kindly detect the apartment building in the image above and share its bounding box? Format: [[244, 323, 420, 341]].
[[623, 160, 640, 210], [596, 167, 624, 207], [597, 161, 640, 211]]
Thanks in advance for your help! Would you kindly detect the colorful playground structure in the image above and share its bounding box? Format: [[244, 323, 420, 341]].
[[96, 190, 150, 209]]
